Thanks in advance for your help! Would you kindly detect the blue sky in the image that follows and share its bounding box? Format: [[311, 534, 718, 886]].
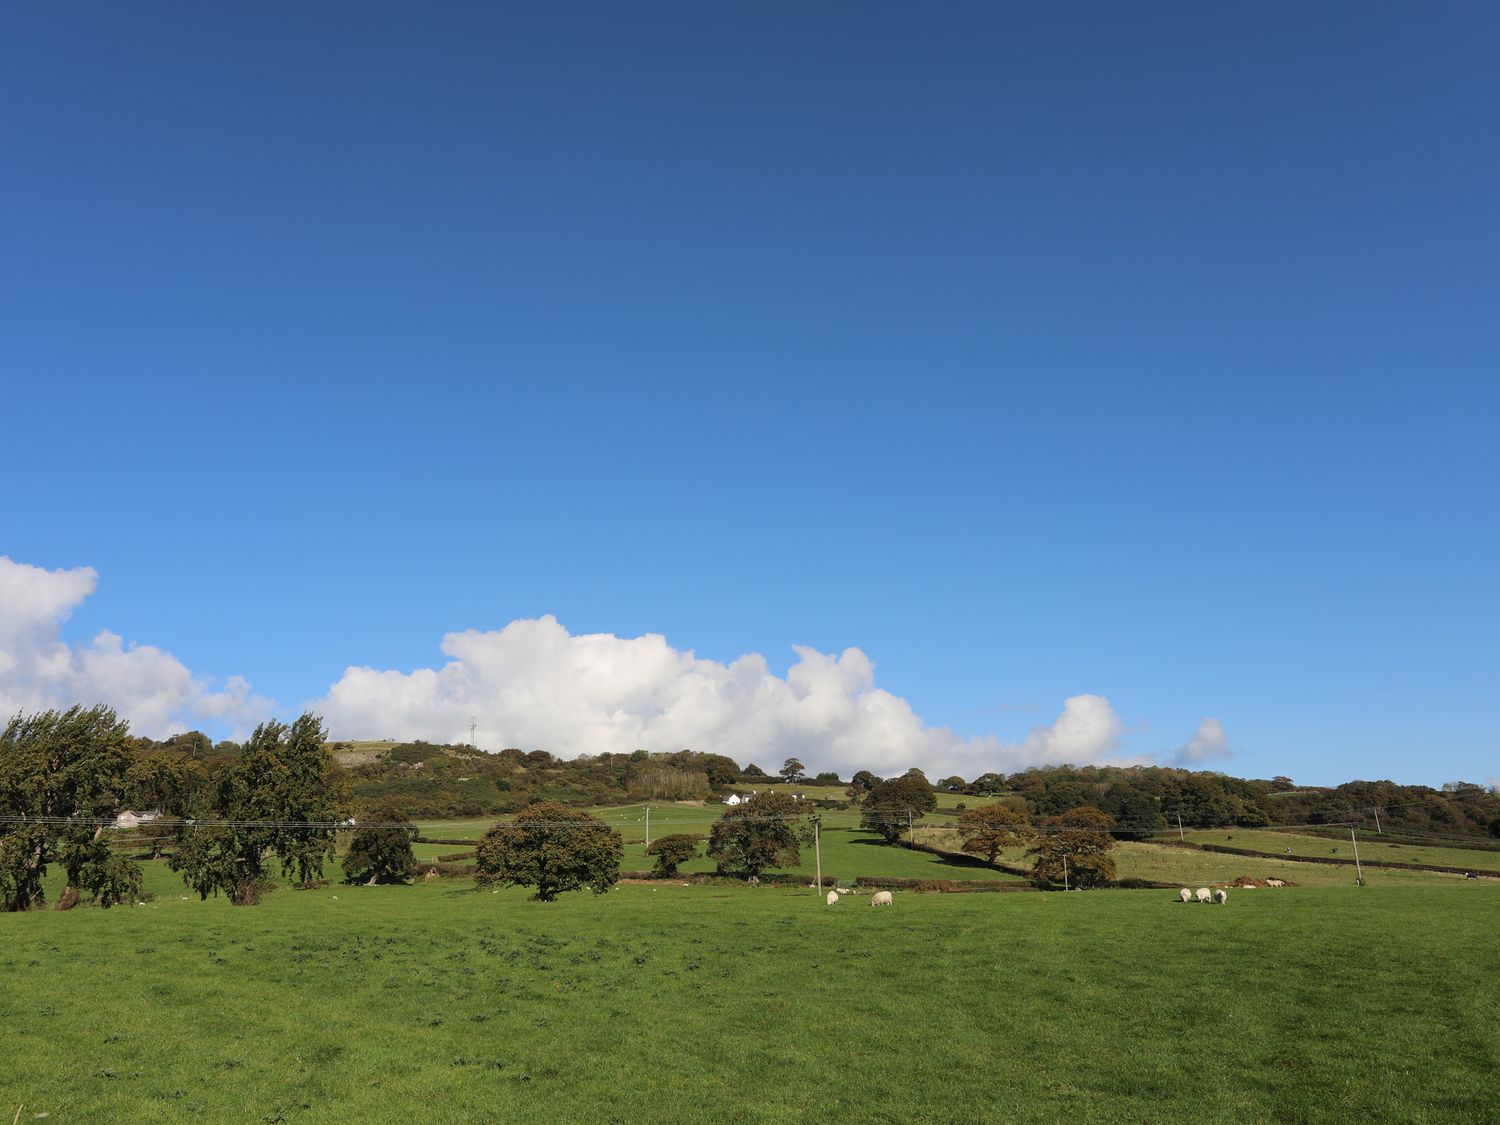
[[3, 4, 1496, 786]]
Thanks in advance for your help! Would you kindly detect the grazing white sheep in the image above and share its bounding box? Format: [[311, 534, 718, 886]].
[[1195, 887, 1212, 903], [1265, 878, 1286, 888], [1178, 887, 1192, 903], [826, 890, 839, 906], [870, 890, 894, 907], [1214, 889, 1228, 906]]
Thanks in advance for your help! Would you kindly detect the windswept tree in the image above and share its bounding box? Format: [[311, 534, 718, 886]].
[[0, 705, 139, 912], [644, 833, 701, 878], [475, 802, 622, 901], [1028, 805, 1117, 888], [343, 807, 417, 885], [779, 758, 806, 784], [707, 790, 805, 877], [957, 803, 1033, 865], [169, 713, 344, 905]]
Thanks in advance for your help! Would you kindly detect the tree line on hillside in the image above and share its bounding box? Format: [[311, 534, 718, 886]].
[[5, 703, 1499, 911], [116, 725, 1497, 842]]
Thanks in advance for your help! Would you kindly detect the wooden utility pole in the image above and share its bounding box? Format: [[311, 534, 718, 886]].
[[1063, 853, 1070, 891], [1349, 825, 1364, 885], [907, 811, 914, 845], [1372, 807, 1381, 834], [644, 806, 650, 849], [814, 819, 822, 896], [1176, 811, 1185, 841]]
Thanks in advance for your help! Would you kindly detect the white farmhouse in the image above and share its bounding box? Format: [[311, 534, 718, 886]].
[[113, 809, 161, 830]]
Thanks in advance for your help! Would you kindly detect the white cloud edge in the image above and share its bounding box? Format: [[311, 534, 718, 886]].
[[0, 556, 273, 739]]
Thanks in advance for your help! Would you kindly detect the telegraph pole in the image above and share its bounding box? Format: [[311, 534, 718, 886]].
[[1372, 807, 1382, 834], [907, 811, 914, 845], [814, 818, 823, 896], [1176, 811, 1185, 841], [1063, 853, 1070, 891], [644, 806, 650, 849], [1349, 825, 1363, 885]]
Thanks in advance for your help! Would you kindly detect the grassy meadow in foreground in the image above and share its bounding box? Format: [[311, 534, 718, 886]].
[[2, 864, 1496, 1124]]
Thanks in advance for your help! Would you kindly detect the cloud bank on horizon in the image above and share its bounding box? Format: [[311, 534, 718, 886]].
[[315, 616, 1150, 777], [0, 555, 1225, 776]]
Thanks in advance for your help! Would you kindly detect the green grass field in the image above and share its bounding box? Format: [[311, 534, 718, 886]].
[[1171, 828, 1500, 873], [3, 861, 1496, 1123], [415, 813, 1024, 885], [914, 828, 1485, 888]]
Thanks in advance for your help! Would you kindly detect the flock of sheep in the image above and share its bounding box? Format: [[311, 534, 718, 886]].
[[1177, 876, 1291, 905], [825, 888, 892, 906], [1180, 886, 1229, 905], [824, 881, 1291, 907]]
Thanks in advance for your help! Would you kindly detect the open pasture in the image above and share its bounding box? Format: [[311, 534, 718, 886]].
[[913, 829, 1482, 888], [1172, 828, 1500, 873], [3, 869, 1496, 1124], [414, 820, 1024, 884], [617, 830, 1025, 884]]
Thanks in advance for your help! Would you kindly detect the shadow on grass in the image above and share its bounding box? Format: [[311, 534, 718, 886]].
[[845, 835, 1006, 875]]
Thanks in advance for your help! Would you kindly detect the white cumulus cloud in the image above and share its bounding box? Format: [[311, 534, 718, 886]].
[[3, 557, 1227, 776], [1171, 717, 1232, 765], [0, 556, 272, 738], [314, 615, 1144, 777]]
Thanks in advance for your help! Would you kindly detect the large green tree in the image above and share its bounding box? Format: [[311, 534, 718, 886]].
[[707, 790, 804, 876], [475, 801, 622, 901], [169, 713, 344, 905], [956, 803, 1033, 865], [859, 775, 937, 843], [0, 705, 138, 912], [644, 833, 700, 878], [1028, 805, 1118, 888], [343, 808, 417, 885]]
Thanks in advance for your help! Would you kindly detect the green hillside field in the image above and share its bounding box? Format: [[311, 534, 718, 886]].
[[2, 861, 1495, 1123]]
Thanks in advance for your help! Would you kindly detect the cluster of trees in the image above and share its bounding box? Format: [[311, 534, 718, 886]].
[[337, 744, 745, 817], [47, 716, 1498, 844], [0, 705, 418, 911], [952, 802, 1119, 887]]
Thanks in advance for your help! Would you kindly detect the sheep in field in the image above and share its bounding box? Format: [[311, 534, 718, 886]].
[[871, 890, 894, 907], [1265, 878, 1286, 888], [826, 890, 839, 906], [1214, 889, 1228, 905], [1194, 887, 1212, 903], [1178, 887, 1192, 903]]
